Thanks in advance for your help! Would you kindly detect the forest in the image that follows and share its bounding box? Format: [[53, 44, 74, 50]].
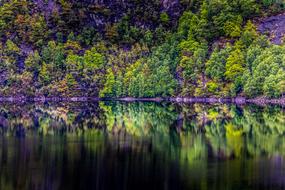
[[0, 0, 285, 98]]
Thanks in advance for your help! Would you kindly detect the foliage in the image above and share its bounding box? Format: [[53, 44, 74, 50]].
[[0, 0, 284, 98]]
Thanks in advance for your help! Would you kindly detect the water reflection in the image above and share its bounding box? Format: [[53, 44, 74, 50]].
[[0, 102, 285, 189]]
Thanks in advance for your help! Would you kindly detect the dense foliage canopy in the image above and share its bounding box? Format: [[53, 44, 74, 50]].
[[0, 0, 284, 98]]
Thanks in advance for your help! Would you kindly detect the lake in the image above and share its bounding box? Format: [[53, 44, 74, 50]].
[[0, 101, 285, 190]]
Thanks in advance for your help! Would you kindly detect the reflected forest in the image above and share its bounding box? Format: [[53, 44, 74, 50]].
[[1, 102, 285, 189]]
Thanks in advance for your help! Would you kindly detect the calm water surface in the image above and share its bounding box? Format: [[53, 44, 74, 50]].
[[0, 102, 285, 190]]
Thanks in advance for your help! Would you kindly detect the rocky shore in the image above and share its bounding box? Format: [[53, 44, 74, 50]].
[[1, 96, 285, 105], [246, 97, 285, 105]]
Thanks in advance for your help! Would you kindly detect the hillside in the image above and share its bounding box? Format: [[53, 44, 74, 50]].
[[0, 0, 285, 98]]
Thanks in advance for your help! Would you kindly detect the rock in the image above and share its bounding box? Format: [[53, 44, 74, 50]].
[[258, 13, 285, 44], [234, 97, 246, 104]]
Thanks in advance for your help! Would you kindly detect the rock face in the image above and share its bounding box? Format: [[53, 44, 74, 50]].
[[78, 0, 179, 10], [74, 0, 182, 27], [31, 0, 182, 30], [258, 13, 285, 44]]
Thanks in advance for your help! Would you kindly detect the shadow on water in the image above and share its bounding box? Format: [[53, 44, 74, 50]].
[[0, 102, 285, 190]]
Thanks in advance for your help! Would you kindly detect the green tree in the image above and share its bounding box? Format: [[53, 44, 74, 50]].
[[206, 46, 231, 81], [223, 16, 242, 38], [83, 47, 105, 70], [39, 63, 51, 85], [100, 68, 115, 98], [25, 50, 41, 73], [65, 73, 78, 89], [225, 49, 245, 81]]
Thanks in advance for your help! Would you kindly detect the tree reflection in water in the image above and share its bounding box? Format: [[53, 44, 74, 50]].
[[0, 102, 285, 190]]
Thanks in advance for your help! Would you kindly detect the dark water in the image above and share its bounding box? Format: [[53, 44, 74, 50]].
[[0, 102, 285, 190]]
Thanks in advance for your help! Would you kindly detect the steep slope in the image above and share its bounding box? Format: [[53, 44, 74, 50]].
[[0, 0, 285, 98]]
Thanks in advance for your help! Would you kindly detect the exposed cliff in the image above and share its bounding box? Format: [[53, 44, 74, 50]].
[[258, 13, 285, 44], [72, 0, 182, 28]]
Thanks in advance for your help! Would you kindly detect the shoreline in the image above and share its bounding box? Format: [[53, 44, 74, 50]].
[[0, 96, 285, 105]]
